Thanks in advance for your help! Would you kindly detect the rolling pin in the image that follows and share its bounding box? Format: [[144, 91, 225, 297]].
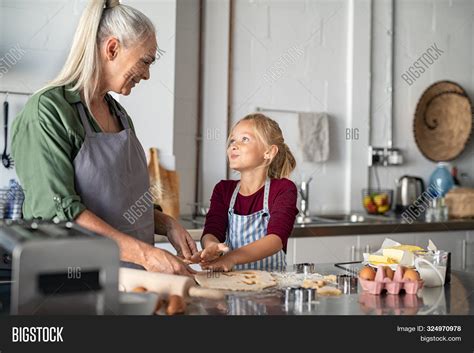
[[119, 268, 224, 300]]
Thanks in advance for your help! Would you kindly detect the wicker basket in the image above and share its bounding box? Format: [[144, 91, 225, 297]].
[[445, 187, 474, 218], [414, 81, 473, 162]]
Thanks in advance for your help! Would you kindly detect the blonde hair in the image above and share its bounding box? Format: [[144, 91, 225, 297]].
[[47, 0, 155, 110], [230, 113, 296, 179]]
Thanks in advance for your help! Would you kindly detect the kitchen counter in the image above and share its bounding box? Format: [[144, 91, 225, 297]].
[[291, 217, 474, 238], [184, 263, 474, 315], [0, 264, 472, 315], [176, 214, 474, 240]]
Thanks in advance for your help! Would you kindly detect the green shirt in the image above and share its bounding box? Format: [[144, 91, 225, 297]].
[[11, 84, 135, 221]]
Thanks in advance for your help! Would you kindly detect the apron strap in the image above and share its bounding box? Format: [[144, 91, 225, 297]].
[[75, 102, 94, 136], [76, 99, 130, 134], [263, 178, 271, 212], [105, 94, 130, 130], [116, 110, 130, 130], [228, 178, 271, 212], [228, 182, 240, 212]]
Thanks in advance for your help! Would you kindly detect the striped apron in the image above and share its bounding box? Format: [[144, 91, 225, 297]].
[[226, 178, 286, 271]]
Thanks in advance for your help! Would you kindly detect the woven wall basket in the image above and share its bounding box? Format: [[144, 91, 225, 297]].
[[414, 80, 473, 161]]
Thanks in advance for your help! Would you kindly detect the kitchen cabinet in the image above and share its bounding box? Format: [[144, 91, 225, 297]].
[[287, 236, 359, 267], [467, 231, 474, 273], [415, 231, 469, 271], [288, 231, 474, 271], [357, 233, 416, 262]]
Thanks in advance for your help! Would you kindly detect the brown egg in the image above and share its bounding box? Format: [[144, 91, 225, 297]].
[[384, 266, 394, 280], [359, 267, 376, 281], [166, 295, 187, 315], [132, 286, 147, 293], [403, 269, 420, 281]]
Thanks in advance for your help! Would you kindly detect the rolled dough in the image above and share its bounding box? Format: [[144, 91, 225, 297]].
[[194, 270, 277, 291]]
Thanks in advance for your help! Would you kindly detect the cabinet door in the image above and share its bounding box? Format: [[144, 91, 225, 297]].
[[358, 233, 416, 261], [290, 236, 358, 265], [415, 232, 468, 271], [467, 231, 474, 272]]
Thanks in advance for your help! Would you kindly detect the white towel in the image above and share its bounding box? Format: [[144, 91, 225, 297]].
[[298, 112, 329, 162]]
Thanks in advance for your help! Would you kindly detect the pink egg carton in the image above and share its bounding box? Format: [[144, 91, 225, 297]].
[[358, 292, 423, 315], [358, 265, 424, 295]]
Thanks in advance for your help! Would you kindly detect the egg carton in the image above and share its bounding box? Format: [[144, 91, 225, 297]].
[[359, 265, 423, 295], [359, 291, 423, 315]]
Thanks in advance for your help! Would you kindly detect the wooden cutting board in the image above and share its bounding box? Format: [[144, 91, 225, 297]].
[[194, 270, 277, 291], [148, 147, 180, 219]]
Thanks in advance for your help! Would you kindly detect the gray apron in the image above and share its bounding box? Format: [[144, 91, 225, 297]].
[[73, 100, 155, 257]]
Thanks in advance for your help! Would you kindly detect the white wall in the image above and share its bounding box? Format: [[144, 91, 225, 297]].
[[199, 0, 474, 214], [172, 0, 200, 215], [1, 0, 474, 217], [372, 0, 474, 198], [200, 0, 231, 203], [120, 0, 177, 165], [0, 0, 200, 214], [0, 0, 81, 187]]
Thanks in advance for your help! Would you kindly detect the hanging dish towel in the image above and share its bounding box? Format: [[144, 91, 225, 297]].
[[298, 112, 329, 162]]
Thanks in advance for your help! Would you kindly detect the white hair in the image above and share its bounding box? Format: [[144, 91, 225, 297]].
[[47, 0, 156, 110]]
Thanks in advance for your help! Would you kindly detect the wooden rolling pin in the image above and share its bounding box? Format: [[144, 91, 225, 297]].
[[119, 268, 224, 300]]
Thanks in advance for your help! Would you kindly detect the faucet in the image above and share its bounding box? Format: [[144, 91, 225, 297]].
[[296, 177, 313, 223]]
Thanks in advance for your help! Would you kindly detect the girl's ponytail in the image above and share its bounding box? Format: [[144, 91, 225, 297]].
[[269, 142, 296, 179]]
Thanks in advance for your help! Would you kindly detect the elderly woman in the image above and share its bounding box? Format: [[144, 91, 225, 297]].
[[11, 0, 197, 275]]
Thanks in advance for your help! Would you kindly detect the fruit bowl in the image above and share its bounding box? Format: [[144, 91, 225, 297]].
[[362, 189, 393, 215]]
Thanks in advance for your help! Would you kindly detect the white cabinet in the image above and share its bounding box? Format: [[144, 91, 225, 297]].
[[467, 231, 474, 273], [289, 231, 474, 271], [415, 232, 468, 271], [288, 236, 359, 266], [357, 233, 416, 262]]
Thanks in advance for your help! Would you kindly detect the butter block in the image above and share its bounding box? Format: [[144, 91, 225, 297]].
[[382, 245, 423, 265], [389, 245, 423, 252], [382, 248, 405, 263], [368, 254, 397, 265]]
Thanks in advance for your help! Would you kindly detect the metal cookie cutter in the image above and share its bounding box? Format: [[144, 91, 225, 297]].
[[337, 274, 358, 294], [283, 286, 316, 313], [294, 263, 315, 276]]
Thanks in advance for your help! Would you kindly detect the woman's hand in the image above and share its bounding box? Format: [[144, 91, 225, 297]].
[[143, 247, 196, 276], [166, 220, 199, 260], [201, 252, 236, 272], [191, 242, 230, 263]]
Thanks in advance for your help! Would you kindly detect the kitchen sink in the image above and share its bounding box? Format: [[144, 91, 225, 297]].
[[183, 213, 397, 228], [318, 213, 395, 223], [295, 213, 396, 225]]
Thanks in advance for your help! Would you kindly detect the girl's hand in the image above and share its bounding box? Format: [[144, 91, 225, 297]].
[[197, 243, 230, 263], [201, 253, 236, 272]]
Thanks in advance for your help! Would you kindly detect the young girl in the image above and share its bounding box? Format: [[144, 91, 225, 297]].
[[191, 114, 298, 271]]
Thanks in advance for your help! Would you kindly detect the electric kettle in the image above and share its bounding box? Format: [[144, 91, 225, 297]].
[[394, 175, 425, 213]]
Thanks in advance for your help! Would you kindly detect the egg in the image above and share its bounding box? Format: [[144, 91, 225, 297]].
[[132, 286, 147, 293], [166, 295, 186, 315], [403, 269, 420, 281], [384, 266, 394, 280], [359, 267, 376, 281]]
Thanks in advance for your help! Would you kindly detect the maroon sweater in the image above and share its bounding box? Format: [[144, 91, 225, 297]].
[[202, 178, 298, 252]]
